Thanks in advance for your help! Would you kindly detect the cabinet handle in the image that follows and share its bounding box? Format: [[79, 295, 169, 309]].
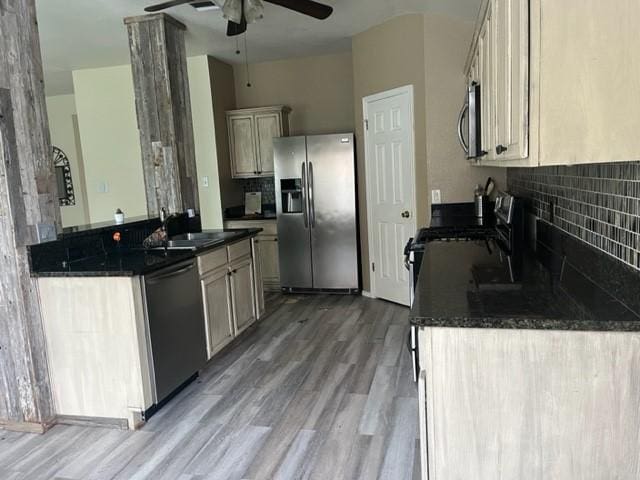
[[496, 144, 508, 155]]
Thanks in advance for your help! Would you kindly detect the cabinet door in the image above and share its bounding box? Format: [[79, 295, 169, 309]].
[[478, 11, 495, 160], [201, 267, 234, 359], [256, 234, 280, 291], [493, 0, 529, 161], [254, 113, 282, 176], [228, 115, 258, 177], [251, 238, 265, 320], [230, 257, 257, 335]]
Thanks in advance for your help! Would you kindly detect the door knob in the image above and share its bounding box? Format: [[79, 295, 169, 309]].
[[401, 211, 411, 218]]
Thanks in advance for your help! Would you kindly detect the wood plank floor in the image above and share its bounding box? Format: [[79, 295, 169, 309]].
[[0, 293, 419, 480]]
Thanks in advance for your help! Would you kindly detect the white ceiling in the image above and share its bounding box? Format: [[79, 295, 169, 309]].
[[36, 0, 482, 96]]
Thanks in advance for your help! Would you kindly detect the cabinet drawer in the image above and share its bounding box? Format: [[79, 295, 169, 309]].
[[227, 239, 251, 263], [198, 247, 228, 276]]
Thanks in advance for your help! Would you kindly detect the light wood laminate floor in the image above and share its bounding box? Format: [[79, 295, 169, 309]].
[[0, 293, 419, 480]]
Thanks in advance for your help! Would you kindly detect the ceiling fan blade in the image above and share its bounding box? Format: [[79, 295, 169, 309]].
[[264, 0, 333, 20], [227, 19, 248, 36], [144, 0, 193, 13]]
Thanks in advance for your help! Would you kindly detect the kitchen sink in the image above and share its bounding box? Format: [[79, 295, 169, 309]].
[[171, 231, 239, 242], [146, 231, 240, 251]]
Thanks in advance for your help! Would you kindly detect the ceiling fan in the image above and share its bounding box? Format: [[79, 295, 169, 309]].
[[144, 0, 334, 37]]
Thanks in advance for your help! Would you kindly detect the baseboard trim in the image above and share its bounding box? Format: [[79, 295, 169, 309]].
[[361, 290, 375, 298], [0, 417, 55, 434], [56, 414, 129, 430]]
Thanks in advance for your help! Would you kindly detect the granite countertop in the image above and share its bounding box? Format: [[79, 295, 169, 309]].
[[224, 214, 277, 221], [409, 236, 640, 332], [31, 229, 261, 278]]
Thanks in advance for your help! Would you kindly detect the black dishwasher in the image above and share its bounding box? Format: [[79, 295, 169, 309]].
[[143, 259, 207, 403]]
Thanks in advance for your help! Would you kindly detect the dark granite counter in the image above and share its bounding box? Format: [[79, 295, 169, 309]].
[[224, 214, 277, 221], [224, 204, 276, 221], [410, 221, 640, 331], [31, 229, 261, 277]]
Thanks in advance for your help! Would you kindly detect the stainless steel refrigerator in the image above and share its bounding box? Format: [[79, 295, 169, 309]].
[[274, 133, 359, 292]]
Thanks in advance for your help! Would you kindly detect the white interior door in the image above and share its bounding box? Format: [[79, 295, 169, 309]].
[[364, 86, 416, 306]]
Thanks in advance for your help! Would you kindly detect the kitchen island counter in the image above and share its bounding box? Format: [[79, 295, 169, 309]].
[[412, 220, 640, 480], [30, 228, 261, 277]]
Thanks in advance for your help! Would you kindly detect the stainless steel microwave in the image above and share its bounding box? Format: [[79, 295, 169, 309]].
[[457, 82, 485, 159]]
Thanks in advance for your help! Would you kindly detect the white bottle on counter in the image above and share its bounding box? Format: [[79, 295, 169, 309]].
[[114, 208, 125, 225]]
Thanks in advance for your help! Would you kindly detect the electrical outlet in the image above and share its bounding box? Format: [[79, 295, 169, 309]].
[[36, 223, 57, 243], [431, 189, 442, 204], [202, 176, 209, 188]]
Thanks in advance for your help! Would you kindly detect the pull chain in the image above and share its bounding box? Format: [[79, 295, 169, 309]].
[[235, 36, 241, 56], [244, 32, 252, 88]]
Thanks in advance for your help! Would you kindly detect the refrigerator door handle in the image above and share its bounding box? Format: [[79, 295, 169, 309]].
[[309, 161, 316, 228], [301, 162, 309, 229]]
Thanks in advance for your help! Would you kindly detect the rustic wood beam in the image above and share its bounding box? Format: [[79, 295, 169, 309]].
[[124, 13, 200, 216], [0, 0, 59, 432]]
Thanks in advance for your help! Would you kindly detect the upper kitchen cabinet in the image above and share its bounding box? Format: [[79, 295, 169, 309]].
[[467, 0, 640, 167], [226, 106, 291, 178]]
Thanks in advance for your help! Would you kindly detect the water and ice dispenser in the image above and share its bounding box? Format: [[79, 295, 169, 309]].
[[280, 178, 303, 214]]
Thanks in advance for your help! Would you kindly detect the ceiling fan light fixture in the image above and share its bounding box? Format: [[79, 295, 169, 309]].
[[222, 0, 243, 24]]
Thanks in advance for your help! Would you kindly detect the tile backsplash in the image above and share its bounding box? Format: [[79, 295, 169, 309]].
[[508, 162, 640, 270], [238, 177, 275, 205]]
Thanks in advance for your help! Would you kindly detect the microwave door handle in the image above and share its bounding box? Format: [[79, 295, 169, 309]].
[[457, 102, 469, 154]]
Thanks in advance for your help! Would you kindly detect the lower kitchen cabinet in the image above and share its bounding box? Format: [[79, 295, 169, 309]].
[[201, 266, 234, 359], [417, 326, 640, 479], [230, 256, 257, 334], [198, 238, 262, 361], [225, 220, 280, 291], [252, 238, 266, 319], [254, 234, 280, 291]]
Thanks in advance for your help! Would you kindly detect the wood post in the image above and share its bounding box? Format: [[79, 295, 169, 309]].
[[0, 0, 59, 432], [124, 13, 200, 216]]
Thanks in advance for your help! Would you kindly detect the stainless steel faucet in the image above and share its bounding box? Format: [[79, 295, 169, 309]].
[[160, 207, 179, 234]]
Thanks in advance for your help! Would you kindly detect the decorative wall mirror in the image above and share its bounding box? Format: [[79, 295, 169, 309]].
[[53, 146, 75, 206]]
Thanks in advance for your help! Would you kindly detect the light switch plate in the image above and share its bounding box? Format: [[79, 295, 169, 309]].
[[36, 223, 57, 243], [431, 189, 442, 204], [202, 176, 209, 188], [97, 181, 109, 193]]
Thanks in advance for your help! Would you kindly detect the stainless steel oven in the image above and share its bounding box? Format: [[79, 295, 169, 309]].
[[457, 82, 485, 159]]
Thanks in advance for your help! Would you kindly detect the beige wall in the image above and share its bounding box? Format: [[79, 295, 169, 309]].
[[46, 94, 90, 227], [352, 14, 428, 291], [188, 56, 224, 229], [210, 57, 243, 208], [424, 14, 506, 206], [353, 13, 507, 292], [73, 65, 147, 223], [72, 57, 226, 226], [234, 52, 355, 136]]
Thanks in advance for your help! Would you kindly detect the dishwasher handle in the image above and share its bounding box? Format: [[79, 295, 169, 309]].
[[146, 262, 196, 284]]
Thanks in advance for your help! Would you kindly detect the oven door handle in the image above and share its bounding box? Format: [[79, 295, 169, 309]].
[[403, 237, 414, 271], [407, 326, 419, 383]]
